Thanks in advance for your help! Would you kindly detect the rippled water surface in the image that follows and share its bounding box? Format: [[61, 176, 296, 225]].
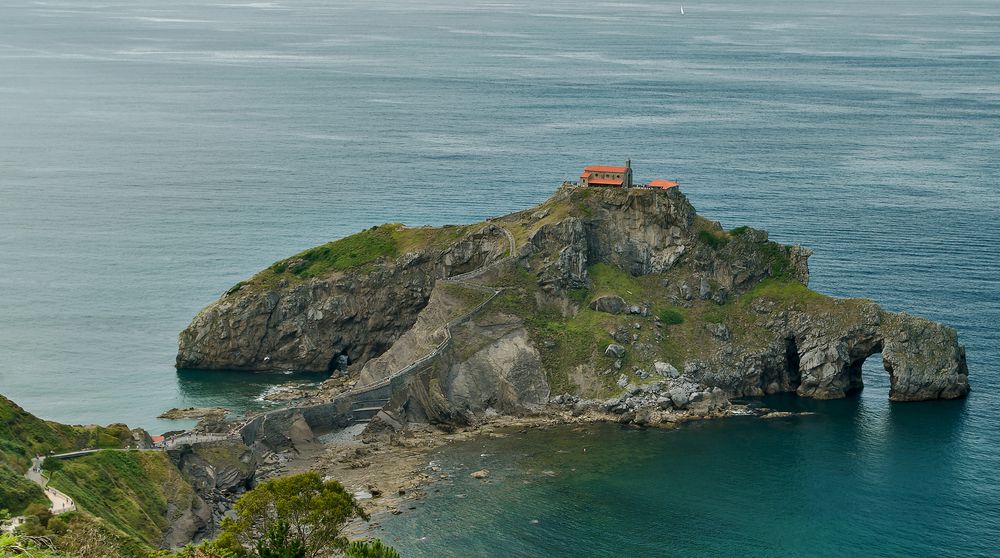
[[0, 0, 997, 554]]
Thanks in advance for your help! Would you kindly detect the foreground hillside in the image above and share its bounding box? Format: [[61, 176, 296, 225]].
[[178, 185, 969, 436], [0, 396, 234, 555], [0, 395, 141, 515]]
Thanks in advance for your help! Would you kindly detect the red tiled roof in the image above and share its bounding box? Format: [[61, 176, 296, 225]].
[[648, 179, 679, 189], [151, 435, 165, 443], [587, 177, 625, 186], [580, 171, 591, 179], [584, 165, 627, 173]]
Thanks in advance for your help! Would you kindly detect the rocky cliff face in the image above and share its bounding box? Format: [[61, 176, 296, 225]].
[[180, 185, 969, 421], [177, 253, 437, 372], [177, 224, 510, 373]]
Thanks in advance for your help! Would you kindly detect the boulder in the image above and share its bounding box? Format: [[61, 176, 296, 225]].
[[470, 469, 490, 479], [590, 295, 627, 314], [654, 362, 680, 378], [707, 323, 731, 341], [605, 344, 626, 358], [669, 388, 689, 408]]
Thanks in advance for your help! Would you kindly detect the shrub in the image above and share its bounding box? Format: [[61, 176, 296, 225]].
[[217, 472, 369, 558], [658, 308, 685, 325], [345, 539, 400, 558], [697, 229, 728, 250], [567, 288, 589, 305], [729, 226, 750, 236]]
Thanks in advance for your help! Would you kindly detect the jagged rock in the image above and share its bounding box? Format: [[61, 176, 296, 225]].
[[669, 388, 689, 408], [439, 223, 510, 278], [713, 287, 728, 305], [611, 326, 633, 345], [654, 362, 679, 378], [177, 251, 438, 372], [707, 323, 731, 341], [616, 374, 629, 388], [605, 344, 626, 358], [679, 283, 692, 300], [589, 295, 627, 314], [470, 469, 490, 479], [159, 407, 229, 421]]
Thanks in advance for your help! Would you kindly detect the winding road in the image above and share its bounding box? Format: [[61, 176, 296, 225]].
[[26, 456, 76, 514]]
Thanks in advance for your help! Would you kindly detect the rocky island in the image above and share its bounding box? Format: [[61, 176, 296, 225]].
[[178, 184, 969, 441]]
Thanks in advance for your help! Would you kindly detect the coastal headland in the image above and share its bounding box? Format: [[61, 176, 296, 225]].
[[166, 183, 970, 531]]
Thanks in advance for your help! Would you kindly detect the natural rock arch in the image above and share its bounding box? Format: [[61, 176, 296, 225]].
[[792, 306, 969, 402]]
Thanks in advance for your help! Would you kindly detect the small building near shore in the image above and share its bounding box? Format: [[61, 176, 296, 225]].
[[648, 179, 679, 190]]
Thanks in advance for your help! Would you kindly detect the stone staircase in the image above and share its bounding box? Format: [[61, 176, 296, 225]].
[[349, 398, 390, 424]]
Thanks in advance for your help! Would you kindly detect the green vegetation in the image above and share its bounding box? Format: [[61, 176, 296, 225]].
[[740, 278, 825, 307], [658, 308, 685, 325], [46, 451, 197, 547], [588, 263, 642, 300], [729, 225, 750, 236], [0, 395, 130, 516], [757, 242, 796, 281], [1, 512, 150, 558], [211, 472, 371, 558], [288, 225, 398, 278], [0, 395, 129, 473], [345, 539, 401, 558], [697, 229, 728, 249], [238, 223, 474, 292], [0, 466, 45, 515]]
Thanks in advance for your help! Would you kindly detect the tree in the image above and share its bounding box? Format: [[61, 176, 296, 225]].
[[255, 521, 305, 558], [41, 458, 63, 474], [218, 472, 368, 558], [344, 539, 401, 558]]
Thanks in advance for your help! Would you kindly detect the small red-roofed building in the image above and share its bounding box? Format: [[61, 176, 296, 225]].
[[648, 179, 679, 189], [580, 160, 633, 188]]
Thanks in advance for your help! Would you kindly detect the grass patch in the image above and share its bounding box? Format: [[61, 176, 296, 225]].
[[697, 229, 729, 250], [741, 278, 826, 307], [729, 225, 750, 236], [567, 287, 590, 306], [290, 225, 398, 278], [703, 307, 725, 324], [589, 263, 642, 300], [657, 308, 685, 325], [238, 223, 476, 294], [757, 242, 795, 281]]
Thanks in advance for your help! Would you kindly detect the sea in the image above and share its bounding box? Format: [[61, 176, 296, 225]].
[[0, 0, 997, 555]]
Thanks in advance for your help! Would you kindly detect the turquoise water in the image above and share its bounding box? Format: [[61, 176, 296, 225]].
[[377, 394, 991, 557], [0, 0, 998, 553]]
